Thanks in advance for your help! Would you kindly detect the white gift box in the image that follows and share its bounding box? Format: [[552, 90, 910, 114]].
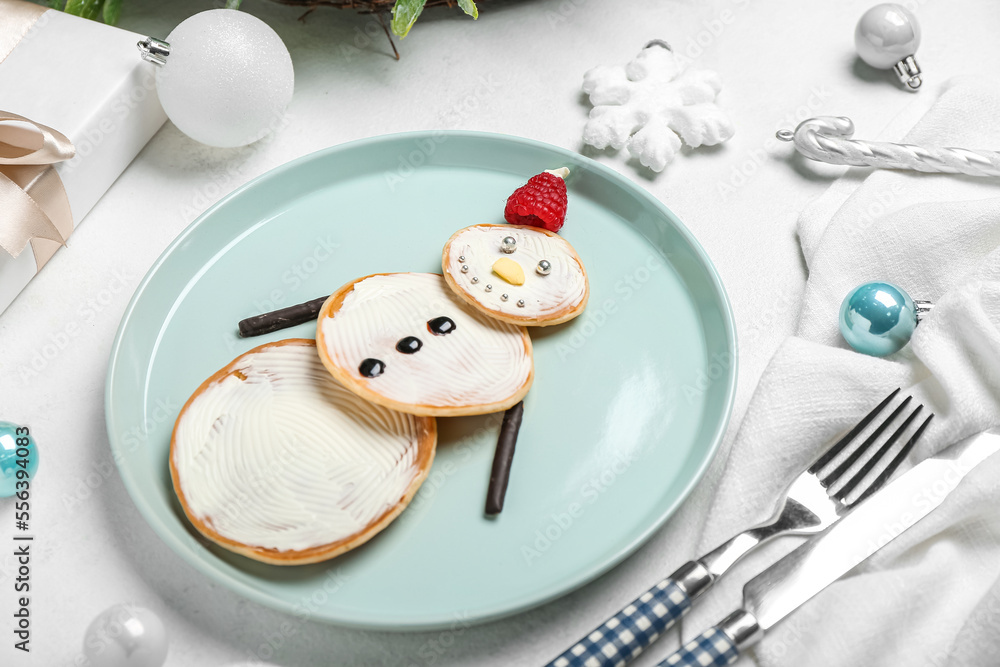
[[0, 2, 167, 315]]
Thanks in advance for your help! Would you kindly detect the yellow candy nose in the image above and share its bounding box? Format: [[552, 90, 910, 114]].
[[492, 257, 525, 285]]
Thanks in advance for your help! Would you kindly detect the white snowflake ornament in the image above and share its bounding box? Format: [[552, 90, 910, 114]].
[[582, 44, 735, 172]]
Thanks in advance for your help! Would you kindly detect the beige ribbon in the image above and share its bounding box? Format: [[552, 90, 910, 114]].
[[0, 112, 75, 270], [1, 1, 77, 271], [0, 0, 45, 64]]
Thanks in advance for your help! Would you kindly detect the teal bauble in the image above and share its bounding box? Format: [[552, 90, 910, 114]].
[[839, 282, 917, 357], [0, 422, 39, 498]]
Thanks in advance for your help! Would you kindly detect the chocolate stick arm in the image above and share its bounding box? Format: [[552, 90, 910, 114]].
[[237, 295, 330, 338], [485, 401, 524, 516]]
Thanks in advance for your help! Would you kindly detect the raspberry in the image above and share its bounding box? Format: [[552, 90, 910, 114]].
[[504, 170, 568, 232]]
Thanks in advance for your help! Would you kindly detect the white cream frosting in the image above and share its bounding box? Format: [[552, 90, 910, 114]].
[[444, 226, 587, 320], [173, 342, 426, 553], [320, 273, 532, 409]]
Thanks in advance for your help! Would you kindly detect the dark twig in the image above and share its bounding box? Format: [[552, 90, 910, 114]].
[[376, 10, 400, 60], [264, 0, 485, 59], [238, 295, 329, 338], [266, 0, 470, 10], [297, 5, 319, 21], [485, 401, 524, 516]]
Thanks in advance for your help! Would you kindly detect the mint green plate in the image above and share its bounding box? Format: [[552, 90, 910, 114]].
[[106, 132, 736, 630]]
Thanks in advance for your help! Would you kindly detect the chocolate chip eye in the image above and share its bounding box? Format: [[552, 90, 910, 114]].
[[359, 358, 385, 378], [396, 336, 423, 354], [427, 316, 456, 336]]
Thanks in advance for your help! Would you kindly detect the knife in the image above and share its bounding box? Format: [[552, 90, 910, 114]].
[[653, 428, 1000, 667]]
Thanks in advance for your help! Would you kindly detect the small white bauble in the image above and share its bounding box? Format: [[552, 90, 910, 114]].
[[854, 3, 921, 69], [156, 10, 294, 147], [82, 604, 168, 667]]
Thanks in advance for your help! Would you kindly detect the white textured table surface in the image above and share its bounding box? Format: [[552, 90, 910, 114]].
[[2, 0, 999, 665]]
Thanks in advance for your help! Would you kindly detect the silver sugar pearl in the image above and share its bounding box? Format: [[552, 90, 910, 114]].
[[517, 299, 525, 308], [471, 276, 479, 284], [536, 259, 552, 276], [485, 284, 492, 292], [500, 236, 517, 254], [458, 255, 466, 262], [461, 264, 469, 273], [501, 293, 509, 301]]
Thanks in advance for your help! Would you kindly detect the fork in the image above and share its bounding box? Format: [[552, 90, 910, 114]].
[[545, 389, 932, 667]]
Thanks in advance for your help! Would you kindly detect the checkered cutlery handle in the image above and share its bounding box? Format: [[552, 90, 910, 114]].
[[544, 577, 694, 667], [654, 627, 739, 667]]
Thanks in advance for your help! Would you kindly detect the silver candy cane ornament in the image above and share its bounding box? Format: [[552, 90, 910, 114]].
[[777, 116, 1000, 177]]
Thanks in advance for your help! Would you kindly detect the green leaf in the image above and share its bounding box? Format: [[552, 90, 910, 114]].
[[102, 0, 121, 25], [391, 0, 426, 39], [64, 0, 105, 20], [48, 0, 64, 9], [458, 0, 478, 19], [225, 0, 242, 9]]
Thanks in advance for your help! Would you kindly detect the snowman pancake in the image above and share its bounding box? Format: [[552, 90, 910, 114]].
[[316, 272, 533, 417], [441, 224, 589, 326], [170, 339, 436, 565]]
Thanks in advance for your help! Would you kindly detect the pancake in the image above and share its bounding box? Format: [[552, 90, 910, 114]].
[[442, 224, 589, 326], [170, 338, 436, 565], [315, 272, 533, 417]]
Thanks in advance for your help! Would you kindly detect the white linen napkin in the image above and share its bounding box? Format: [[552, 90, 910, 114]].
[[676, 79, 1000, 667]]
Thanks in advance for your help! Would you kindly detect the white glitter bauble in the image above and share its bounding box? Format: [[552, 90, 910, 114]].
[[156, 10, 294, 147], [82, 604, 168, 667]]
